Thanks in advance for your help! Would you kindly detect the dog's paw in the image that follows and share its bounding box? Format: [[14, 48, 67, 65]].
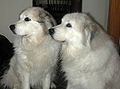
[[51, 82, 56, 89]]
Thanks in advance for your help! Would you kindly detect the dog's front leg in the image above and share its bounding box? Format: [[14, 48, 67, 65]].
[[15, 56, 31, 89], [20, 72, 30, 89], [42, 73, 51, 89], [67, 84, 71, 89], [16, 66, 30, 89], [66, 82, 75, 89]]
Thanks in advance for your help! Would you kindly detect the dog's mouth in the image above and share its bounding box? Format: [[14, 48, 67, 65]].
[[21, 34, 31, 38], [11, 30, 16, 34], [55, 40, 65, 43], [13, 33, 31, 38], [50, 34, 54, 39], [22, 34, 28, 37], [59, 40, 65, 43]]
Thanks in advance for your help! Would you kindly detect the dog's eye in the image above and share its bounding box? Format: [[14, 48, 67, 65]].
[[24, 17, 31, 21], [66, 23, 72, 28]]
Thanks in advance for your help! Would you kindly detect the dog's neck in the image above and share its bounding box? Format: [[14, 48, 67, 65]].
[[64, 38, 90, 49], [60, 43, 91, 72], [14, 35, 48, 50], [62, 41, 91, 60]]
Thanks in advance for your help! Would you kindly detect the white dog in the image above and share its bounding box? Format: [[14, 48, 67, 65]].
[[49, 13, 120, 89], [0, 7, 60, 89]]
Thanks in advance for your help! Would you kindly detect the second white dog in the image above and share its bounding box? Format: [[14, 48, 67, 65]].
[[0, 7, 60, 89], [49, 13, 120, 89]]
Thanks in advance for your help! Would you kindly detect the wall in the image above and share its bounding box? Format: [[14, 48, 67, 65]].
[[82, 0, 109, 30], [0, 0, 109, 42], [0, 0, 32, 42]]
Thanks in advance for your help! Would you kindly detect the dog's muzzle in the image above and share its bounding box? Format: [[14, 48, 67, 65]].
[[9, 24, 16, 34], [49, 28, 55, 36]]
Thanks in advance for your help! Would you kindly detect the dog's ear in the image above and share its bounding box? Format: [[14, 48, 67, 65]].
[[44, 15, 56, 29], [38, 10, 56, 29], [84, 22, 97, 47]]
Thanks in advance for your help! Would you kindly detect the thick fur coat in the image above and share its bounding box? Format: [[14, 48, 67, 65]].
[[49, 13, 120, 89], [0, 7, 60, 89]]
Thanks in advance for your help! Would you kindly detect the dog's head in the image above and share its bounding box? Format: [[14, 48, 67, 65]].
[[9, 7, 56, 38], [49, 13, 97, 46]]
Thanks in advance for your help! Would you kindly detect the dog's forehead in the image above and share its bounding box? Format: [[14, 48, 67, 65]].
[[62, 13, 89, 23], [21, 9, 38, 16], [20, 7, 44, 20]]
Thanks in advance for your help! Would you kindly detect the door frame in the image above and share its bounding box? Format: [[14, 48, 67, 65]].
[[108, 0, 120, 43]]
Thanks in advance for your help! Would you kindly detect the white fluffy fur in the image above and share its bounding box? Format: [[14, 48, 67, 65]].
[[50, 13, 120, 89], [1, 7, 60, 89]]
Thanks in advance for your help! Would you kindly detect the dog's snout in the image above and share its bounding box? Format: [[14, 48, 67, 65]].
[[49, 28, 55, 36], [9, 24, 16, 34]]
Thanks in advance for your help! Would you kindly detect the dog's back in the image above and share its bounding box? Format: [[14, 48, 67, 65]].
[[89, 27, 120, 89]]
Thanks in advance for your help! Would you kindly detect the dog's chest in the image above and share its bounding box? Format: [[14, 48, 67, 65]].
[[16, 47, 54, 80], [61, 46, 90, 85]]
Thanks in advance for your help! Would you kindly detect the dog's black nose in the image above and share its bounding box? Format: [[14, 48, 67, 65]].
[[9, 24, 16, 34], [49, 28, 55, 36], [9, 24, 15, 30]]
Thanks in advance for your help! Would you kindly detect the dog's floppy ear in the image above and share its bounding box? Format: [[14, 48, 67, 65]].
[[38, 10, 56, 29], [43, 14, 56, 29], [84, 21, 97, 47], [80, 13, 97, 47]]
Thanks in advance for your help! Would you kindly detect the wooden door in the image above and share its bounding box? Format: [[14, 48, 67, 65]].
[[108, 0, 120, 44]]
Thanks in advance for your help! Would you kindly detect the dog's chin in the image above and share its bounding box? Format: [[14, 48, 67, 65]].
[[53, 37, 65, 43], [50, 34, 65, 42]]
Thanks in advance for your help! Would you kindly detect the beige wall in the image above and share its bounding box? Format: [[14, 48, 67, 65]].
[[82, 0, 109, 30], [0, 0, 32, 42], [0, 0, 109, 42]]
